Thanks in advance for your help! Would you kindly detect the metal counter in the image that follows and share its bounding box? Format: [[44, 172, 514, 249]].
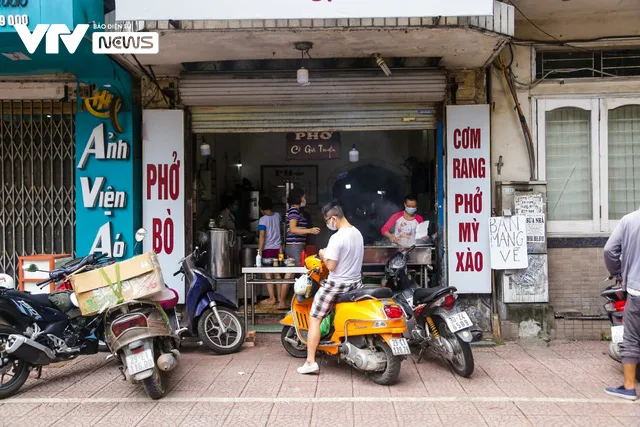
[[363, 245, 434, 266], [363, 245, 434, 287]]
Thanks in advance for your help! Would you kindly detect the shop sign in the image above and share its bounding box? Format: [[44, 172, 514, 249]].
[[0, 0, 32, 33], [116, 0, 494, 21], [489, 216, 528, 270], [286, 132, 340, 160], [142, 110, 185, 302], [446, 105, 491, 294], [76, 83, 138, 261]]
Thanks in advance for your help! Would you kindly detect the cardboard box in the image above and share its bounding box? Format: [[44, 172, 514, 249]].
[[71, 252, 166, 316]]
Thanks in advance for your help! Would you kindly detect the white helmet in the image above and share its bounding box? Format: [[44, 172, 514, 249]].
[[293, 274, 311, 296], [0, 274, 15, 289]]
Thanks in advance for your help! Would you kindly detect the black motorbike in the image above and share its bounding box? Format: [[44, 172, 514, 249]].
[[0, 253, 112, 399], [384, 245, 475, 378]]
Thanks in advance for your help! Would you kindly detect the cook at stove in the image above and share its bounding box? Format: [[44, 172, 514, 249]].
[[381, 194, 424, 247]]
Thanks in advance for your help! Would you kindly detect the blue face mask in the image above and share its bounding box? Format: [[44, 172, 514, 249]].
[[405, 207, 417, 215]]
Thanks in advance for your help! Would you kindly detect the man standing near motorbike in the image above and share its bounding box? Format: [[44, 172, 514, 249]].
[[604, 208, 640, 400], [297, 201, 364, 375]]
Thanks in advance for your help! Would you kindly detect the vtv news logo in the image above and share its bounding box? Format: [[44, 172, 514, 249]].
[[15, 24, 89, 54], [14, 24, 159, 54]]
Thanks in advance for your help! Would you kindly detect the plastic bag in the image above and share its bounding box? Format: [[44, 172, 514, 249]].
[[320, 311, 335, 338]]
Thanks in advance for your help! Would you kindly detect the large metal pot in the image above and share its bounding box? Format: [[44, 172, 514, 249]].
[[242, 246, 257, 268], [198, 228, 241, 278]]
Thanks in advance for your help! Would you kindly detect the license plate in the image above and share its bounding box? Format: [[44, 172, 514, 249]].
[[445, 312, 473, 333], [612, 325, 625, 344], [389, 338, 411, 356], [126, 349, 155, 375]]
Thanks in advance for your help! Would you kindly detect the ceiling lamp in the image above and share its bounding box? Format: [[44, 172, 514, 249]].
[[294, 42, 313, 86], [374, 53, 392, 76]]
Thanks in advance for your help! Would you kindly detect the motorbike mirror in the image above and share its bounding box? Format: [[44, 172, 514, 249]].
[[22, 263, 39, 273], [135, 228, 147, 242]]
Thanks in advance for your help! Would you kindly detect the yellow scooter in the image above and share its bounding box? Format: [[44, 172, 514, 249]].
[[280, 255, 409, 385]]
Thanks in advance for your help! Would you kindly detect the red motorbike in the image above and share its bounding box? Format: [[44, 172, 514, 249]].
[[601, 276, 640, 381]]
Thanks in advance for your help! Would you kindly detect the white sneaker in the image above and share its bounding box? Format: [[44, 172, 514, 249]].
[[297, 362, 319, 375]]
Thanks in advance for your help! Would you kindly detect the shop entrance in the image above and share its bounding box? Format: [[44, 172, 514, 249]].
[[0, 101, 76, 278], [191, 128, 439, 323]]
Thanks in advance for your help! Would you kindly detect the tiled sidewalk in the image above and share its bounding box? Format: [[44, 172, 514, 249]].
[[1, 339, 637, 426]]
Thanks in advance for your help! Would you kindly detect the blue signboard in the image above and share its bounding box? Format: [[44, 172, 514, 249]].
[[0, 0, 102, 33], [75, 71, 141, 260]]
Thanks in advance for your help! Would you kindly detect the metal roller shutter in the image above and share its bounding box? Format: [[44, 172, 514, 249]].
[[182, 70, 444, 132], [190, 103, 440, 133], [180, 70, 446, 106]]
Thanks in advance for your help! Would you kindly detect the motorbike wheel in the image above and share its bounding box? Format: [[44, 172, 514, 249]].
[[0, 325, 30, 399], [141, 367, 167, 400], [280, 326, 306, 358], [366, 338, 402, 386], [435, 318, 474, 378], [197, 307, 245, 355]]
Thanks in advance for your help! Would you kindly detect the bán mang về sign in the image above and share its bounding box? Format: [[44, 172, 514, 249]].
[[286, 132, 341, 160]]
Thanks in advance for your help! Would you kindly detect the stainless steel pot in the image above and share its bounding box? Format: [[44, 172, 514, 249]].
[[199, 228, 241, 278], [242, 246, 257, 268]]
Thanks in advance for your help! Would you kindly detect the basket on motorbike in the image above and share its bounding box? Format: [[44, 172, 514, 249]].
[[70, 252, 166, 316]]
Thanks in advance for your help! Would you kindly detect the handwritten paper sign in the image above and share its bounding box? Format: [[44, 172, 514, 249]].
[[489, 216, 528, 270], [286, 132, 341, 160]]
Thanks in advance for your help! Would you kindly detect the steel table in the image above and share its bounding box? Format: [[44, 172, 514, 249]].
[[242, 267, 307, 327]]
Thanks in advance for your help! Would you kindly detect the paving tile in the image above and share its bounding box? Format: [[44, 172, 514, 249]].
[[315, 381, 353, 397], [527, 416, 578, 427], [474, 401, 523, 416], [515, 401, 565, 416], [482, 415, 532, 426], [278, 381, 317, 397], [241, 380, 283, 397], [180, 414, 230, 426], [204, 381, 249, 397], [439, 414, 487, 426]]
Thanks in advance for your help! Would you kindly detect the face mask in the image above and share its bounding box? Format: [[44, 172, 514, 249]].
[[232, 205, 239, 214], [326, 217, 337, 231], [405, 207, 417, 215], [300, 200, 307, 207]]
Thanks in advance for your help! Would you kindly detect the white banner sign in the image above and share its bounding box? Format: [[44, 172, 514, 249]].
[[142, 110, 186, 303], [489, 216, 528, 270], [116, 0, 494, 21], [446, 105, 491, 294]]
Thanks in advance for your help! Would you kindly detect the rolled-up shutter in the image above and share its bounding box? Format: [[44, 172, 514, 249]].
[[190, 103, 440, 133], [181, 70, 444, 133]]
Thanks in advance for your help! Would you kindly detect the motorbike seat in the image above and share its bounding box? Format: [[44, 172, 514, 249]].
[[336, 287, 393, 304], [413, 286, 457, 304], [6, 290, 55, 309]]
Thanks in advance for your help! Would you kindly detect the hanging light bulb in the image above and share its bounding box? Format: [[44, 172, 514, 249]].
[[297, 67, 309, 85], [349, 144, 359, 163], [294, 42, 313, 86], [199, 136, 211, 156]]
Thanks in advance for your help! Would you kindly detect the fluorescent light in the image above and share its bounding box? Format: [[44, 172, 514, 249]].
[[0, 83, 65, 100]]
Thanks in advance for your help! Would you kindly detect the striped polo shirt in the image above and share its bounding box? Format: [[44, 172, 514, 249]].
[[286, 206, 308, 244]]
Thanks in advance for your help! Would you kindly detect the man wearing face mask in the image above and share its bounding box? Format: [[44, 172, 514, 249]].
[[381, 194, 424, 247], [297, 200, 364, 375], [217, 195, 240, 230]]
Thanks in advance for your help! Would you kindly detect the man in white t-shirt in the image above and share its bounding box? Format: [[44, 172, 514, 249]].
[[297, 201, 364, 375]]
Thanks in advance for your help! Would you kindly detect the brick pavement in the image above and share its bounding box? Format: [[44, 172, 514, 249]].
[[0, 338, 638, 426]]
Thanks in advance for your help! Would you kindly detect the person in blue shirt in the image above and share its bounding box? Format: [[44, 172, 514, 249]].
[[258, 197, 283, 306]]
